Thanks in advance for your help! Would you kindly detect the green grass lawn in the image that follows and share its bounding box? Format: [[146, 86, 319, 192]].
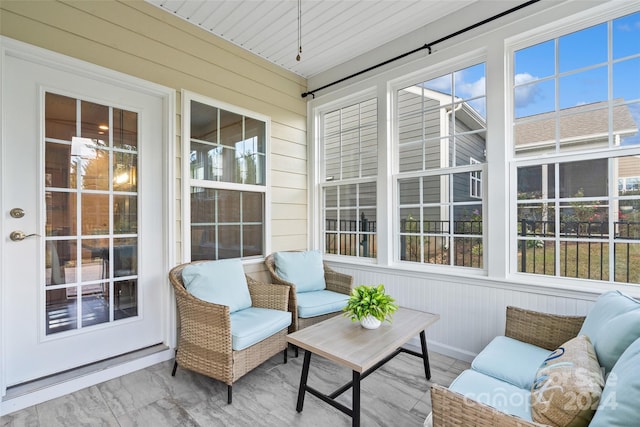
[[518, 240, 640, 283]]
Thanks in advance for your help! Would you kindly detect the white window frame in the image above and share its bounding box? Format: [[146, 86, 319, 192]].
[[314, 90, 379, 261], [181, 90, 271, 262], [470, 157, 482, 199], [506, 5, 640, 285], [390, 54, 488, 272]]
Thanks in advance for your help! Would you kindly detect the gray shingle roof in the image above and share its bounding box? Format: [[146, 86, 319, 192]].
[[515, 100, 638, 149]]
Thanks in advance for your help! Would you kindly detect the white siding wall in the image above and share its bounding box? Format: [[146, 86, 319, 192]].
[[0, 0, 309, 263]]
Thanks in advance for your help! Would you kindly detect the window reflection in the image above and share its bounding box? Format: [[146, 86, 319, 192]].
[[44, 92, 139, 334]]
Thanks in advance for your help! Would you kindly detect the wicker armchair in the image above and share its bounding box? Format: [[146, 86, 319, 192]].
[[265, 252, 353, 333], [430, 306, 585, 427], [169, 261, 290, 404]]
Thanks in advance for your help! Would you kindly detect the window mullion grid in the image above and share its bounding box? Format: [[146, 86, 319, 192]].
[[419, 177, 425, 264], [608, 157, 616, 282], [554, 163, 561, 277], [449, 172, 455, 266], [422, 86, 427, 171], [108, 106, 114, 322], [75, 99, 83, 327]]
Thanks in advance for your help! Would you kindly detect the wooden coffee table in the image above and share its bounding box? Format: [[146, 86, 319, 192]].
[[287, 307, 440, 427]]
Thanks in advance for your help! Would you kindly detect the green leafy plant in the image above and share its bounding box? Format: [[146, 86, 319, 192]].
[[343, 284, 398, 322]]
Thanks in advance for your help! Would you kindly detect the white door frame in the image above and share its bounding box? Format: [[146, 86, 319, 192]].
[[0, 36, 176, 415]]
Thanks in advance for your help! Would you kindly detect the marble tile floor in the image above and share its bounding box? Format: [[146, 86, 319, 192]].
[[1, 348, 470, 427]]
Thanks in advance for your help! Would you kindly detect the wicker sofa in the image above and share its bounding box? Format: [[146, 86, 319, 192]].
[[428, 290, 640, 427]]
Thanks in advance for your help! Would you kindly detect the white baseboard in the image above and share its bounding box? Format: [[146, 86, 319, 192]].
[[0, 348, 174, 416], [406, 336, 476, 363]]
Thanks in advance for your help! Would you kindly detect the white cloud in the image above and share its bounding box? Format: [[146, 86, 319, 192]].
[[458, 76, 486, 99], [514, 73, 541, 108]]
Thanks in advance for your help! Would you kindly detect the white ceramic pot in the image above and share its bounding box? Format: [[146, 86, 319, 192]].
[[360, 314, 382, 329]]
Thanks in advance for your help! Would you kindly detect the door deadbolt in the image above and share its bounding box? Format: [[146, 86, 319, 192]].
[[9, 231, 38, 241], [10, 208, 25, 218]]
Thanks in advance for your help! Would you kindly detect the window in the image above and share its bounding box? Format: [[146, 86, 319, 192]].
[[396, 63, 486, 268], [513, 11, 640, 284], [185, 94, 268, 260], [470, 157, 482, 198], [321, 98, 377, 258], [45, 93, 139, 333]]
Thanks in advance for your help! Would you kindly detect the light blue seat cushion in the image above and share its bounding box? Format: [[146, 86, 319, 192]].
[[578, 290, 640, 374], [274, 250, 326, 293], [230, 307, 291, 351], [589, 337, 640, 427], [449, 369, 532, 422], [296, 290, 349, 318], [182, 259, 252, 313], [471, 336, 551, 390]]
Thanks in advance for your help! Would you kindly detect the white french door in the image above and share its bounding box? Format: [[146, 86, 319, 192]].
[[2, 46, 169, 388]]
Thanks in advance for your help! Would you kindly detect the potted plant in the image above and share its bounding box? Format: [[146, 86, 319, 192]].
[[343, 284, 398, 329]]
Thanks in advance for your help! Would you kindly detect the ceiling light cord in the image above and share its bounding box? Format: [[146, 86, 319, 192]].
[[296, 0, 302, 61]]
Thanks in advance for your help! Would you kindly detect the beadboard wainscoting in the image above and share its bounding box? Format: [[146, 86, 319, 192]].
[[325, 262, 604, 363]]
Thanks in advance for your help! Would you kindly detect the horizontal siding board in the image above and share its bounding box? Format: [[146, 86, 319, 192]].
[[272, 203, 307, 220], [271, 187, 307, 205], [272, 122, 306, 145], [271, 171, 306, 190], [271, 137, 307, 160], [271, 154, 307, 175], [273, 219, 307, 236], [271, 235, 307, 252]]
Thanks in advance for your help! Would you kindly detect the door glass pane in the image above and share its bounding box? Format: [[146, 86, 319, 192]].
[[44, 92, 139, 335]]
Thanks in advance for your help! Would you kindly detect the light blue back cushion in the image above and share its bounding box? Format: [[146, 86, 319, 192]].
[[274, 250, 326, 293], [471, 336, 551, 390], [589, 337, 640, 427], [578, 290, 640, 374], [182, 259, 252, 313]]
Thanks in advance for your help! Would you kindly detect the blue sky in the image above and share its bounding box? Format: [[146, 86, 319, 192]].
[[514, 11, 640, 145], [420, 11, 640, 145]]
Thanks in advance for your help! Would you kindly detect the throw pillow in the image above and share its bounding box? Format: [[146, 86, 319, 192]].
[[274, 250, 326, 293], [531, 335, 604, 427], [181, 259, 252, 313], [578, 290, 640, 374]]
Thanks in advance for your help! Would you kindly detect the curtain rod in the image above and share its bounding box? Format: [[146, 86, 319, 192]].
[[301, 0, 541, 99]]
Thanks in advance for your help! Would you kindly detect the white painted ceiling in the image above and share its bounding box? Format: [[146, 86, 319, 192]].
[[145, 0, 483, 79]]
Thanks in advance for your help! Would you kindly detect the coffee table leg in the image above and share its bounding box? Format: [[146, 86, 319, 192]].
[[352, 370, 361, 427], [419, 331, 431, 380], [296, 350, 312, 412]]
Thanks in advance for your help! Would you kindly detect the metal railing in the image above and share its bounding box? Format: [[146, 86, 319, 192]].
[[519, 219, 640, 283], [325, 213, 377, 258]]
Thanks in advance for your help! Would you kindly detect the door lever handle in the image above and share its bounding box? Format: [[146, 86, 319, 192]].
[[9, 231, 39, 241]]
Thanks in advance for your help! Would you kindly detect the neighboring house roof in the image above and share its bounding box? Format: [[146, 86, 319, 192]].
[[400, 86, 487, 132], [514, 100, 638, 152]]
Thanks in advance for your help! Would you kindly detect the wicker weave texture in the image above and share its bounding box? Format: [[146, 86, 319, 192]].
[[430, 384, 545, 427], [169, 261, 290, 388], [505, 306, 585, 351], [264, 252, 353, 332], [430, 305, 587, 426]]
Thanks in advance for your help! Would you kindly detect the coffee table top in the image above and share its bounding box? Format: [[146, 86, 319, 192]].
[[287, 307, 439, 372]]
